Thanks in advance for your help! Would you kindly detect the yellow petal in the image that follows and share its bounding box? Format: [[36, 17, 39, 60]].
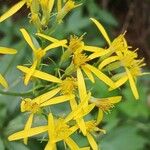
[[17, 65, 62, 83], [44, 40, 67, 52], [77, 68, 87, 101], [65, 137, 80, 150], [0, 1, 25, 22], [20, 28, 36, 51], [83, 46, 105, 52], [23, 113, 34, 145], [80, 147, 91, 150], [48, 113, 55, 140], [57, 0, 62, 12], [70, 98, 78, 110], [86, 64, 115, 88], [0, 74, 8, 88], [74, 104, 95, 119], [109, 75, 128, 91], [82, 66, 95, 83], [32, 87, 61, 104], [98, 56, 119, 70], [40, 94, 74, 107], [0, 47, 17, 54], [77, 118, 87, 136], [96, 109, 103, 125], [88, 50, 109, 60], [48, 0, 54, 13], [36, 33, 60, 43], [126, 68, 139, 100], [45, 141, 55, 150], [90, 18, 111, 45], [87, 133, 98, 150], [8, 126, 48, 141], [24, 60, 37, 86]]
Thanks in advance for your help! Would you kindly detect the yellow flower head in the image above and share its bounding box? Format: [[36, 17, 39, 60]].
[[21, 98, 41, 113], [73, 52, 90, 68], [57, 0, 81, 23], [60, 77, 77, 94], [90, 96, 122, 113], [68, 35, 84, 53]]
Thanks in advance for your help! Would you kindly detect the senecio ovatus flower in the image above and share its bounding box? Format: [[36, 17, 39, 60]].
[[0, 47, 17, 88], [90, 18, 149, 100]]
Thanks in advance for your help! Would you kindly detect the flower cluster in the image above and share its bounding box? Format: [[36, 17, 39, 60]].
[[0, 0, 149, 150]]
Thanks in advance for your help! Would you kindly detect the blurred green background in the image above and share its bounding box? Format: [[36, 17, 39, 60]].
[[0, 0, 150, 150]]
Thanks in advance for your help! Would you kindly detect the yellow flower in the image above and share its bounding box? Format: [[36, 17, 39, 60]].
[[19, 28, 67, 85], [19, 87, 74, 144], [65, 51, 115, 88], [90, 18, 149, 100], [90, 96, 122, 114], [0, 47, 17, 88], [0, 0, 33, 23], [85, 119, 106, 150], [57, 0, 81, 23], [40, 0, 54, 26], [8, 113, 79, 150]]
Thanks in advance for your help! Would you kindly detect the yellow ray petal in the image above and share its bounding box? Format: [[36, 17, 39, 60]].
[[48, 113, 55, 140], [65, 137, 80, 150], [8, 126, 48, 141], [77, 68, 87, 101], [17, 65, 62, 83], [23, 113, 34, 145], [45, 141, 55, 150], [48, 0, 54, 13], [0, 74, 8, 88], [44, 40, 67, 52], [109, 75, 128, 91], [57, 0, 62, 12], [126, 68, 139, 100], [74, 104, 95, 120], [0, 1, 25, 22], [98, 56, 119, 70], [82, 66, 95, 83], [90, 18, 111, 45], [32, 87, 61, 104], [96, 109, 103, 125], [88, 50, 109, 60], [36, 33, 60, 43], [40, 94, 74, 107], [24, 60, 37, 86], [0, 47, 17, 54], [83, 46, 105, 52], [77, 118, 87, 136], [86, 64, 115, 88], [87, 133, 98, 150], [70, 98, 78, 110], [20, 28, 36, 51]]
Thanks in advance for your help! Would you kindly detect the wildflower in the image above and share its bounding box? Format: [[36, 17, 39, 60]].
[[0, 0, 32, 23], [8, 113, 79, 150], [0, 47, 17, 88], [40, 0, 54, 27], [89, 96, 122, 114], [65, 51, 115, 88], [85, 119, 106, 150], [91, 18, 149, 99], [19, 28, 67, 85], [19, 87, 74, 144], [90, 18, 129, 59], [57, 0, 81, 23]]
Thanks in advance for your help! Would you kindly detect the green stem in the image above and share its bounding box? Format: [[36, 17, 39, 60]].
[[0, 90, 33, 97]]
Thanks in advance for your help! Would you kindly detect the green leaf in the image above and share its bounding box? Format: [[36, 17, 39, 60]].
[[100, 125, 147, 150]]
